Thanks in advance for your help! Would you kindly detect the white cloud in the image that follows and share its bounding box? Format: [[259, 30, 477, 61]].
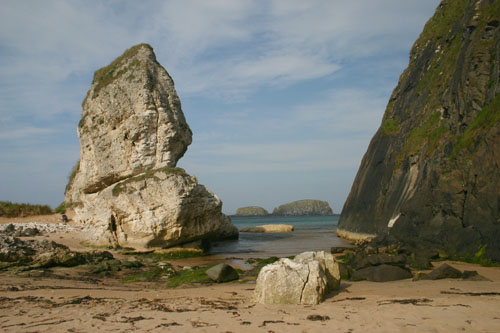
[[268, 0, 438, 58], [181, 86, 391, 175], [0, 127, 55, 140], [288, 88, 389, 134], [152, 0, 439, 98], [180, 138, 368, 174], [0, 0, 439, 108], [154, 0, 256, 61]]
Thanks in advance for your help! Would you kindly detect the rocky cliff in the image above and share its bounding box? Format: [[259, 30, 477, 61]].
[[338, 0, 500, 260], [235, 206, 269, 216], [65, 44, 237, 249], [272, 200, 334, 216]]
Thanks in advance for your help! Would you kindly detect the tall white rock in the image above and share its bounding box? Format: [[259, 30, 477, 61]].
[[65, 44, 237, 249]]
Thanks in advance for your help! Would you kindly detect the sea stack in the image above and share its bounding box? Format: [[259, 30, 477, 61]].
[[338, 1, 500, 260], [65, 44, 237, 249]]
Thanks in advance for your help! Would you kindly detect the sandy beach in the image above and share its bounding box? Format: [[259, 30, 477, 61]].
[[1, 216, 500, 332]]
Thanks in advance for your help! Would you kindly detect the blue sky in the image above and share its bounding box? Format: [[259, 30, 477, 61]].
[[0, 0, 439, 214]]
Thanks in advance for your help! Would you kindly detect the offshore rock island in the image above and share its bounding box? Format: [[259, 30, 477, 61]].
[[234, 206, 269, 216], [64, 44, 237, 249], [338, 0, 500, 261], [272, 200, 334, 216]]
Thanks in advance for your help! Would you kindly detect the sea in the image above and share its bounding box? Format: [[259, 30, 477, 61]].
[[208, 215, 351, 259]]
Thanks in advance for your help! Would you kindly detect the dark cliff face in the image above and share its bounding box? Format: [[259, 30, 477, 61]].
[[339, 0, 500, 260]]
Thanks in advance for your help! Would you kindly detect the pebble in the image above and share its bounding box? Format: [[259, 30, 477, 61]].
[[0, 222, 82, 234]]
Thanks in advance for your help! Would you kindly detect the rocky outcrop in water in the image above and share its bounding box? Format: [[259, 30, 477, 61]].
[[338, 0, 500, 261], [240, 224, 294, 232], [64, 44, 237, 249], [272, 200, 333, 216], [235, 206, 269, 216]]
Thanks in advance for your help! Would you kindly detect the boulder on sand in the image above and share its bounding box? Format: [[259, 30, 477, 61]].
[[253, 251, 340, 305], [294, 251, 341, 291], [205, 263, 239, 283]]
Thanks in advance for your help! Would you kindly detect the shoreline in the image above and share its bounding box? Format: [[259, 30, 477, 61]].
[[2, 218, 500, 332]]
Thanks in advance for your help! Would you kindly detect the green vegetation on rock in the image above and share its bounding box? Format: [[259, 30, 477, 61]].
[[64, 159, 80, 195], [413, 0, 468, 50], [395, 112, 448, 168], [245, 256, 280, 277], [452, 92, 500, 159], [131, 249, 204, 261], [86, 43, 152, 103], [121, 265, 172, 283], [166, 266, 213, 288], [381, 117, 400, 136]]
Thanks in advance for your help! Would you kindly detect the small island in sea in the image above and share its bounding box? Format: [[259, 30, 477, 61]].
[[272, 199, 334, 216], [234, 206, 269, 216]]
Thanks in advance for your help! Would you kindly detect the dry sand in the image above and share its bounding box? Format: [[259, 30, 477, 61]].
[[1, 216, 500, 332]]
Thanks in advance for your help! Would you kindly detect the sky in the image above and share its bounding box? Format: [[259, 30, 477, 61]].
[[0, 0, 440, 215]]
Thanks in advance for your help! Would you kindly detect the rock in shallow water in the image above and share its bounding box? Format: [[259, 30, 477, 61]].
[[240, 224, 294, 232], [235, 206, 269, 216], [272, 200, 333, 216]]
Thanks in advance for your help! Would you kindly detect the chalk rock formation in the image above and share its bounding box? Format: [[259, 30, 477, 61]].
[[235, 206, 269, 216], [272, 200, 333, 216], [253, 251, 340, 305], [64, 44, 237, 249], [338, 0, 500, 261]]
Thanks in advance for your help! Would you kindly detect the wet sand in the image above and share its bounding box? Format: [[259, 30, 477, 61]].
[[1, 216, 500, 332]]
